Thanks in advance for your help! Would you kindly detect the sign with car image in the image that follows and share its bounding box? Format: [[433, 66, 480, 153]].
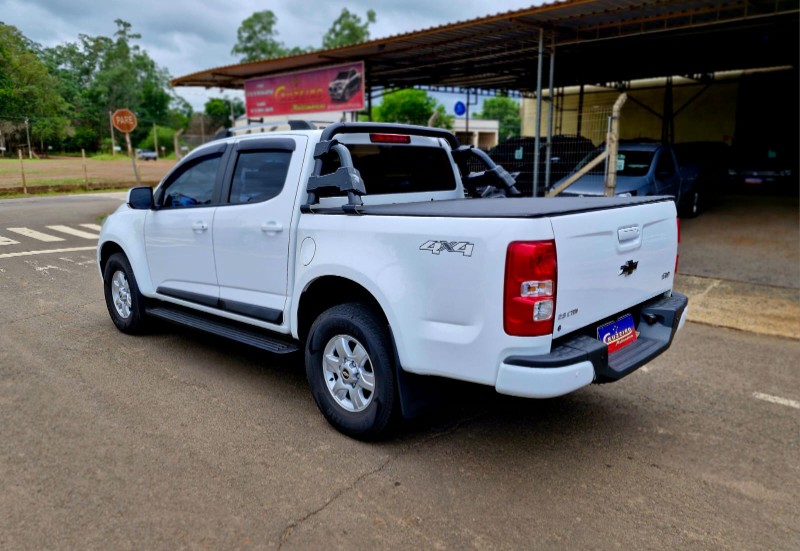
[[244, 61, 365, 118]]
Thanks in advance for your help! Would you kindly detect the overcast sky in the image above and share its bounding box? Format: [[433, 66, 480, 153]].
[[1, 0, 538, 111]]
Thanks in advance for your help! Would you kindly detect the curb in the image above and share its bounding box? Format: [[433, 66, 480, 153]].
[[675, 274, 800, 340]]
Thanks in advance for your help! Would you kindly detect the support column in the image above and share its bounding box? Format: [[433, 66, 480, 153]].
[[662, 76, 674, 144], [532, 28, 544, 197], [544, 32, 556, 190]]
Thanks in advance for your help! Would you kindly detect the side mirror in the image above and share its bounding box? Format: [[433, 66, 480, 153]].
[[127, 186, 153, 210]]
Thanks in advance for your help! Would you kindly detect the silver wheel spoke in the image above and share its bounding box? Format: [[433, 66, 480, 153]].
[[352, 343, 369, 368], [334, 337, 351, 360], [324, 352, 341, 374], [358, 371, 375, 393], [331, 376, 349, 398], [350, 388, 365, 410]]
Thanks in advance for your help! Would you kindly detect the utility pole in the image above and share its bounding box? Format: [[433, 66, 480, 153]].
[[25, 117, 32, 159], [109, 111, 116, 156], [153, 123, 159, 160]]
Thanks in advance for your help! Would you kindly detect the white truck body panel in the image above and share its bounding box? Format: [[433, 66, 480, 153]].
[[549, 201, 678, 338]]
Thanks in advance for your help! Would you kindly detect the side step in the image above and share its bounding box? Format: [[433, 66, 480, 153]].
[[146, 304, 300, 355]]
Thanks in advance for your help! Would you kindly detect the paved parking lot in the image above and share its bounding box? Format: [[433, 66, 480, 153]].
[[0, 192, 797, 549]]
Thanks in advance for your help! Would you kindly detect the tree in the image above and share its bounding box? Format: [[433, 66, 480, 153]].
[[373, 89, 453, 129], [474, 96, 521, 139], [322, 9, 376, 49], [41, 19, 188, 152], [204, 97, 245, 130], [231, 10, 310, 62], [0, 23, 71, 150]]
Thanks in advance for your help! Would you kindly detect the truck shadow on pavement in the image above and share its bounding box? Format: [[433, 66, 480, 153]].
[[157, 323, 644, 450]]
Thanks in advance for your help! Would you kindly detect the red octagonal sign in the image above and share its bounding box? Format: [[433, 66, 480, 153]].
[[112, 109, 137, 133]]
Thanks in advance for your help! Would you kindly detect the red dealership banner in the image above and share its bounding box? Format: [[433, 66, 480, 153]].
[[244, 62, 365, 118]]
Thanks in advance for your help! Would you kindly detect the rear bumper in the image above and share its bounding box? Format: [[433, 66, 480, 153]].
[[495, 292, 688, 398]]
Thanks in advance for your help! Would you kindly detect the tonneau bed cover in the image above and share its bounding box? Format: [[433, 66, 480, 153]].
[[314, 196, 672, 218]]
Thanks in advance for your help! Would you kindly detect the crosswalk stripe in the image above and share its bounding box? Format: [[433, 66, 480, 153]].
[[0, 235, 20, 246], [80, 224, 103, 232], [0, 246, 97, 260], [46, 225, 100, 240], [7, 227, 65, 242]]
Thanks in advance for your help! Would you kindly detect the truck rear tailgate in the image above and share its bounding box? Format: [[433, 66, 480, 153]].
[[549, 198, 678, 340]]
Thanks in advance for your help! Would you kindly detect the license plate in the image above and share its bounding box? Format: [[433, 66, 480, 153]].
[[597, 314, 637, 354]]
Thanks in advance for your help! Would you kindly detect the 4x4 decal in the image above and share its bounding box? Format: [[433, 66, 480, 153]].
[[419, 240, 474, 257]]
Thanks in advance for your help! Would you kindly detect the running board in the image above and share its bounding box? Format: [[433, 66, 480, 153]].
[[146, 304, 299, 355]]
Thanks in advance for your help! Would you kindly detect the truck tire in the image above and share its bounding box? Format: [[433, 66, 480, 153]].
[[305, 303, 396, 439], [103, 252, 148, 334]]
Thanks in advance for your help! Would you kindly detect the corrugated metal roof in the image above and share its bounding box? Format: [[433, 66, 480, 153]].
[[172, 0, 799, 92]]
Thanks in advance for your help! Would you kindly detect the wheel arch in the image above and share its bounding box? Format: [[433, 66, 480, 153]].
[[296, 276, 390, 343], [99, 240, 126, 274]]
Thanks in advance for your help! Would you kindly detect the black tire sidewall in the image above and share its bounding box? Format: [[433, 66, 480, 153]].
[[305, 303, 396, 439], [103, 252, 146, 334]]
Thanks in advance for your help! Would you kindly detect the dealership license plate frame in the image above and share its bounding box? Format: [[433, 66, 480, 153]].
[[597, 313, 638, 354]]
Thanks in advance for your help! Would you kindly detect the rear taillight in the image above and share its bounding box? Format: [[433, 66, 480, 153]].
[[675, 218, 680, 274], [504, 240, 557, 336]]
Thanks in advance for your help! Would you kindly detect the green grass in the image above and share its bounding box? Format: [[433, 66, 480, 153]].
[[90, 153, 123, 161], [0, 187, 133, 199]]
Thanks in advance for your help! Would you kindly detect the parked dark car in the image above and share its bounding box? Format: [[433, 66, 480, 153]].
[[480, 135, 596, 196], [731, 142, 796, 193], [328, 69, 361, 102], [556, 141, 703, 217], [673, 141, 732, 213]]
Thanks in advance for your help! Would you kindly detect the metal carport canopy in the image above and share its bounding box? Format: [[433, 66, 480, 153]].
[[171, 0, 799, 93]]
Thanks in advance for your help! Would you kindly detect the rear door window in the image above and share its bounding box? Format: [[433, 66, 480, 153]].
[[229, 150, 292, 204]]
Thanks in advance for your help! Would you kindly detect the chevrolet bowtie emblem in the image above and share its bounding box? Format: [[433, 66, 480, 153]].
[[618, 260, 639, 276]]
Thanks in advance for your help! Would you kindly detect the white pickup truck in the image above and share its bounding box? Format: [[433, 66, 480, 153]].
[[98, 123, 688, 439]]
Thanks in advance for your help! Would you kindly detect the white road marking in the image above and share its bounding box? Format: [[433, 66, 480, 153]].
[[752, 392, 800, 410], [80, 223, 103, 232], [46, 225, 100, 239], [0, 246, 96, 260], [59, 256, 95, 266], [6, 227, 65, 242], [25, 261, 72, 275], [1, 235, 21, 246]]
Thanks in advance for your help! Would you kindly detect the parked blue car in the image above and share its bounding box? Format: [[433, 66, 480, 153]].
[[556, 142, 702, 217]]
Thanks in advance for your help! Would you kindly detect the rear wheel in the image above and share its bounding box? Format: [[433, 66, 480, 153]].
[[680, 188, 702, 218], [103, 252, 148, 334], [305, 303, 396, 439]]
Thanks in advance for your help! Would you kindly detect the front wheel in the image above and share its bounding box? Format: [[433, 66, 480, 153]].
[[305, 303, 396, 439], [103, 252, 148, 334]]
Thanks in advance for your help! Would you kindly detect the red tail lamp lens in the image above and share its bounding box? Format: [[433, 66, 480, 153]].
[[504, 240, 557, 336]]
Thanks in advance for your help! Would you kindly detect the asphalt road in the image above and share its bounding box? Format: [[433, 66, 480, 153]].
[[1, 194, 798, 550]]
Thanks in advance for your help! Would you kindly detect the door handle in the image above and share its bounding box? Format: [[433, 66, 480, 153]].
[[261, 221, 283, 235], [191, 221, 208, 232]]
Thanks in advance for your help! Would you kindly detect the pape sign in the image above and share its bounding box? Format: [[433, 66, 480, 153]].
[[112, 109, 137, 133]]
